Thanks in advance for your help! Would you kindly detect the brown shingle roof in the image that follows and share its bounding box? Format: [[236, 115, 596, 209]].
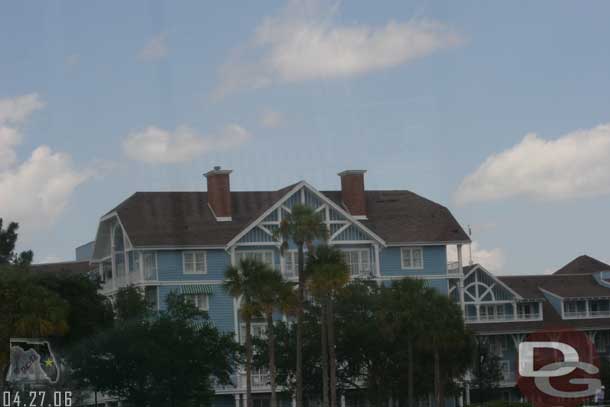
[[554, 255, 610, 275], [499, 274, 610, 299], [322, 190, 470, 244], [106, 185, 469, 247]]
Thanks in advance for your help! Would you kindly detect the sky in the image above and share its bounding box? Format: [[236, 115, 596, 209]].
[[1, 0, 610, 275]]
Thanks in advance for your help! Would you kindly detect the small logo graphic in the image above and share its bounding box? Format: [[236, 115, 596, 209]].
[[6, 338, 60, 384], [517, 327, 600, 407]]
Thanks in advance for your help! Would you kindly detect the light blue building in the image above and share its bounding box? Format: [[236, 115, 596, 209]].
[[88, 167, 471, 407]]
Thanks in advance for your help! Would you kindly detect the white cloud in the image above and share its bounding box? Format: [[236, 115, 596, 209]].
[[260, 109, 284, 128], [447, 241, 506, 273], [138, 33, 168, 61], [214, 0, 461, 97], [0, 94, 89, 230], [123, 124, 251, 164], [455, 124, 610, 204], [0, 93, 44, 125]]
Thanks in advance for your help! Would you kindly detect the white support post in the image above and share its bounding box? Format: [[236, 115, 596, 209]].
[[465, 382, 471, 406], [457, 244, 465, 313], [341, 395, 346, 407], [234, 394, 240, 407], [292, 397, 297, 407], [374, 244, 381, 278]]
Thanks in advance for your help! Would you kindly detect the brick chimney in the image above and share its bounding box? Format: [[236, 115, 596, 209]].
[[204, 166, 232, 221], [338, 170, 367, 219]]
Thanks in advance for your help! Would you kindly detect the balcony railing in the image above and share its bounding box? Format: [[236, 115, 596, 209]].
[[465, 313, 540, 323], [564, 309, 610, 319]]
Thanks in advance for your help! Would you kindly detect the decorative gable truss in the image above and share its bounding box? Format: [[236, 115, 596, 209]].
[[231, 182, 385, 247], [451, 265, 543, 323]]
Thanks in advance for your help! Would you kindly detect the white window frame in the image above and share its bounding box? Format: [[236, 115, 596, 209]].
[[400, 247, 424, 270], [141, 252, 158, 280], [283, 249, 308, 278], [185, 293, 209, 311], [183, 251, 208, 275], [239, 322, 267, 345], [499, 360, 511, 381], [341, 249, 372, 277], [236, 250, 275, 269]]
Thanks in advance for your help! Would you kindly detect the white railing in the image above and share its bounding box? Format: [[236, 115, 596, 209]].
[[236, 369, 271, 390], [564, 309, 610, 319], [465, 313, 541, 323], [447, 262, 461, 274]]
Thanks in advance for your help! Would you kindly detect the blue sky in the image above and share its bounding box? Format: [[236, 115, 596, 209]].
[[1, 0, 609, 274]]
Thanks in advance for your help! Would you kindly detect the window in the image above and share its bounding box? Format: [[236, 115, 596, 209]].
[[102, 261, 112, 281], [500, 360, 511, 381], [144, 286, 158, 310], [479, 304, 506, 321], [142, 252, 157, 280], [342, 249, 371, 277], [236, 251, 275, 268], [185, 293, 209, 311], [129, 252, 142, 273], [284, 250, 303, 278], [401, 247, 424, 269], [183, 251, 207, 274], [240, 322, 267, 344]]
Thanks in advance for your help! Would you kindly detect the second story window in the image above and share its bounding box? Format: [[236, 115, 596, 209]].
[[401, 247, 424, 269], [284, 250, 304, 278], [142, 252, 157, 280], [185, 293, 209, 311], [342, 249, 371, 277], [183, 251, 207, 274], [236, 250, 275, 269]]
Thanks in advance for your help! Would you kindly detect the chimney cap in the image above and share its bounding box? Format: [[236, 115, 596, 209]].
[[338, 170, 367, 177], [204, 167, 233, 177]]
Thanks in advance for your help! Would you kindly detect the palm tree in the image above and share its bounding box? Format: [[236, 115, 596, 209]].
[[224, 258, 267, 407], [384, 279, 429, 407], [252, 267, 297, 407], [274, 203, 328, 407], [420, 289, 470, 407], [307, 245, 350, 407]]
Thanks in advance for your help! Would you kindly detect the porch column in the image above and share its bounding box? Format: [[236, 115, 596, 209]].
[[457, 244, 465, 312], [292, 396, 297, 407], [341, 395, 346, 407], [234, 394, 240, 407], [465, 382, 471, 406]]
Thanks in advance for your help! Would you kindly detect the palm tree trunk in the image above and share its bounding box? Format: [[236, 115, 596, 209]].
[[434, 349, 441, 407], [267, 310, 278, 407], [408, 338, 414, 407], [246, 317, 253, 407], [321, 299, 330, 407], [328, 298, 337, 407], [296, 243, 305, 407]]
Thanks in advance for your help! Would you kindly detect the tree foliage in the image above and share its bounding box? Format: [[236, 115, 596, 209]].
[[0, 219, 33, 266], [70, 292, 239, 407], [256, 280, 474, 406]]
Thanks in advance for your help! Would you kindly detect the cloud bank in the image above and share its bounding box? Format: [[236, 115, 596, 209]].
[[215, 0, 461, 97], [0, 94, 89, 230], [123, 124, 251, 163], [455, 124, 610, 204]]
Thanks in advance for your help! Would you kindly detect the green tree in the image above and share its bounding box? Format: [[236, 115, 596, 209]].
[[274, 203, 328, 407], [114, 285, 151, 322], [0, 219, 33, 266], [224, 258, 269, 407], [420, 290, 474, 407], [471, 340, 503, 402], [307, 245, 350, 407], [70, 292, 238, 407], [252, 266, 296, 407], [0, 269, 70, 386], [381, 279, 431, 407]]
